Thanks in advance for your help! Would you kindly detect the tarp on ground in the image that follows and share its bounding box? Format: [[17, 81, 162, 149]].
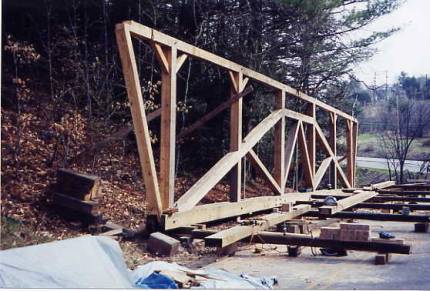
[[0, 235, 134, 288], [0, 235, 275, 289]]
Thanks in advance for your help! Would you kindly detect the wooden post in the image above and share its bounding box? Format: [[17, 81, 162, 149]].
[[352, 121, 358, 188], [346, 119, 354, 187], [229, 71, 244, 202], [115, 23, 162, 215], [306, 103, 316, 189], [329, 112, 337, 189], [274, 90, 286, 193], [155, 43, 177, 210]]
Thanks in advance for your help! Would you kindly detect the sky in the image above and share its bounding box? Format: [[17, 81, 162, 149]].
[[353, 0, 430, 86]]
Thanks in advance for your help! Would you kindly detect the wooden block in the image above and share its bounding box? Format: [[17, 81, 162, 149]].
[[147, 232, 180, 256], [55, 168, 101, 200], [414, 223, 429, 233], [52, 192, 99, 215], [375, 254, 387, 265], [287, 246, 301, 257], [281, 203, 293, 212], [217, 242, 238, 257], [286, 224, 300, 234]]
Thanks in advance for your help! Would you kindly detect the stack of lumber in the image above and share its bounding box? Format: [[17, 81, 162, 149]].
[[51, 168, 102, 220]]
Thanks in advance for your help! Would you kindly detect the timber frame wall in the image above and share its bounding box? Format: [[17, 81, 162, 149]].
[[115, 21, 358, 230]]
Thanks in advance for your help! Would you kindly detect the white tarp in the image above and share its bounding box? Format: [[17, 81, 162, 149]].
[[0, 235, 134, 288], [0, 235, 275, 289]]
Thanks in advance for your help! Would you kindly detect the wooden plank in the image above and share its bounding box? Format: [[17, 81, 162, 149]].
[[306, 210, 430, 223], [205, 205, 311, 247], [229, 71, 243, 202], [371, 180, 396, 190], [247, 149, 282, 195], [284, 109, 315, 124], [346, 119, 354, 187], [161, 193, 311, 230], [177, 86, 253, 140], [192, 229, 410, 254], [297, 122, 314, 188], [314, 157, 333, 189], [174, 110, 285, 211], [370, 196, 430, 203], [329, 112, 337, 188], [159, 45, 177, 209], [273, 90, 286, 191], [55, 168, 100, 201], [153, 43, 170, 74], [314, 122, 351, 188], [115, 23, 162, 215], [282, 121, 300, 190], [125, 21, 357, 123], [319, 191, 378, 215], [352, 121, 358, 187]]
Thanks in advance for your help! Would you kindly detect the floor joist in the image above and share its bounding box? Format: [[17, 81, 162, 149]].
[[318, 191, 378, 215], [305, 210, 430, 222]]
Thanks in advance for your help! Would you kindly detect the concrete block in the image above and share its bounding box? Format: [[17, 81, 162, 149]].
[[147, 232, 180, 256], [319, 227, 340, 240], [340, 223, 370, 231]]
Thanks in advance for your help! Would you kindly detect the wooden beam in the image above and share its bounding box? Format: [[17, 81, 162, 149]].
[[153, 43, 170, 74], [159, 45, 177, 209], [329, 112, 337, 188], [177, 86, 253, 140], [174, 110, 285, 211], [282, 121, 300, 190], [377, 190, 430, 196], [176, 53, 188, 73], [247, 149, 282, 195], [205, 205, 311, 247], [370, 196, 430, 203], [162, 193, 311, 229], [314, 157, 333, 189], [229, 71, 244, 202], [273, 90, 286, 191], [125, 21, 357, 123], [346, 119, 354, 187], [296, 200, 430, 211], [352, 121, 358, 187], [306, 210, 430, 223], [318, 191, 379, 215], [298, 122, 314, 188], [115, 23, 162, 215], [371, 180, 396, 190], [192, 229, 410, 254]]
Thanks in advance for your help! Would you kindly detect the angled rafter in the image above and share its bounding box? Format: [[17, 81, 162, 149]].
[[282, 121, 300, 190], [247, 149, 282, 195], [314, 157, 333, 189], [314, 122, 351, 188], [298, 122, 314, 188]]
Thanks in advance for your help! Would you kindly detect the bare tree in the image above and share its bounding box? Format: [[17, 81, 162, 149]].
[[378, 95, 430, 183]]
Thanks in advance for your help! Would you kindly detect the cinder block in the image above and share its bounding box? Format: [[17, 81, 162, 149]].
[[147, 232, 180, 256], [319, 227, 340, 240], [340, 223, 370, 231]]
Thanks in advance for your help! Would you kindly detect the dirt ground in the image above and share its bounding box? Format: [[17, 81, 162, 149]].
[[206, 220, 430, 289]]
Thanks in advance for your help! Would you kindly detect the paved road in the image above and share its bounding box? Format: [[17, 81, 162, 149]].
[[355, 156, 425, 173]]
